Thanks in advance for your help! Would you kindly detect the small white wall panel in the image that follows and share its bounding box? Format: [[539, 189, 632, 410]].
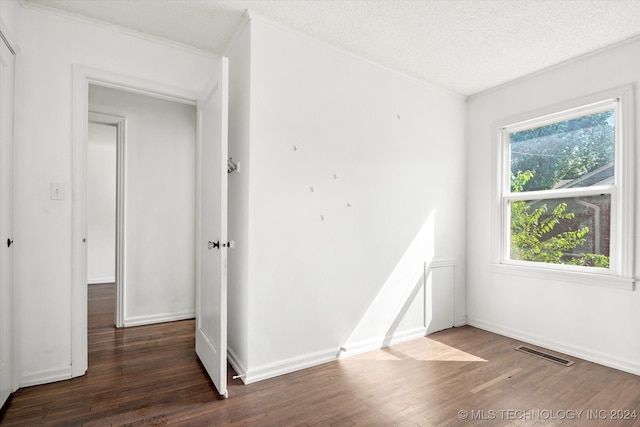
[[425, 265, 455, 334]]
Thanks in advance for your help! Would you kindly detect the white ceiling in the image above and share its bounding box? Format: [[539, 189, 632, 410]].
[[23, 0, 640, 96]]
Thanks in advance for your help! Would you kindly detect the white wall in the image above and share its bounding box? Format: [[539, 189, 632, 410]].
[[240, 18, 467, 383], [88, 85, 196, 326], [466, 38, 640, 375], [87, 123, 116, 284], [13, 5, 217, 386]]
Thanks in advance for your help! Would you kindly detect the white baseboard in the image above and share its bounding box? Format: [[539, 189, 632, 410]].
[[243, 347, 339, 385], [242, 327, 430, 384], [20, 365, 72, 388], [87, 277, 115, 285], [340, 327, 427, 359], [227, 346, 247, 384], [454, 316, 467, 327], [123, 310, 195, 327], [467, 316, 640, 376]]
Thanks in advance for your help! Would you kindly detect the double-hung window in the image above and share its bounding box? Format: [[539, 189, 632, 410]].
[[495, 87, 635, 289]]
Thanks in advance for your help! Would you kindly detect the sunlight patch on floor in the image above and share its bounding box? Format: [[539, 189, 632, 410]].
[[349, 337, 486, 363]]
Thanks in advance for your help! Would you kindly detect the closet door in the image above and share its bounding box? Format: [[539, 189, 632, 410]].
[[0, 34, 16, 407]]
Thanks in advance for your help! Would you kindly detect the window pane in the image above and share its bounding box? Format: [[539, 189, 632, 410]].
[[509, 194, 611, 268], [510, 111, 614, 192]]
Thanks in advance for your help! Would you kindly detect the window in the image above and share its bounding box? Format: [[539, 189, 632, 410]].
[[494, 88, 635, 288]]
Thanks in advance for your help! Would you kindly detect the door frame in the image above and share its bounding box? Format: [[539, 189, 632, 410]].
[[87, 112, 125, 328], [71, 66, 199, 376]]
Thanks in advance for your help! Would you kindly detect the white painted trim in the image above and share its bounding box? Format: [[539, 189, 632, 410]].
[[340, 327, 427, 360], [72, 65, 201, 379], [19, 0, 219, 60], [247, 13, 465, 100], [244, 327, 432, 384], [489, 263, 634, 290], [243, 347, 339, 385], [88, 111, 125, 124], [115, 119, 126, 329], [467, 316, 640, 376], [616, 85, 636, 282], [426, 259, 456, 269], [227, 346, 247, 384], [87, 277, 115, 285], [123, 311, 195, 328], [79, 66, 199, 106], [454, 316, 467, 328], [504, 185, 614, 202], [71, 66, 89, 379], [19, 365, 72, 388]]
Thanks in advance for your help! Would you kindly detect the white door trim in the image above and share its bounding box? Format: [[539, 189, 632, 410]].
[[71, 66, 199, 377]]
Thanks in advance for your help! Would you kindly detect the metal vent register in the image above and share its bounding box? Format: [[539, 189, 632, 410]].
[[514, 345, 574, 366]]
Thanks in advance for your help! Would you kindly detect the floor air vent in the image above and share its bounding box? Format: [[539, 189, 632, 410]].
[[514, 345, 574, 366]]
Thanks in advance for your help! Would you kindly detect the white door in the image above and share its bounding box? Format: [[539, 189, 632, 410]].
[[195, 57, 229, 398], [0, 35, 15, 407]]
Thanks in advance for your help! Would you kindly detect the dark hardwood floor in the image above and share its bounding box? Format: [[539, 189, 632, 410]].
[[1, 283, 640, 426]]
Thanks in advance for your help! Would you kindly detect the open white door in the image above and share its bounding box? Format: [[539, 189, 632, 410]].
[[0, 35, 15, 407], [195, 57, 229, 398]]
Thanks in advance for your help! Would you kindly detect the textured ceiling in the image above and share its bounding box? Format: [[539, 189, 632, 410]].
[[23, 0, 640, 96]]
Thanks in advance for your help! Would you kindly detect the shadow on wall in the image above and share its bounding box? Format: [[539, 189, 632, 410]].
[[339, 212, 457, 357]]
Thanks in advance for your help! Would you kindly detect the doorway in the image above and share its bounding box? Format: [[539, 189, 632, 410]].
[[72, 63, 230, 398], [86, 120, 118, 329], [87, 84, 197, 332]]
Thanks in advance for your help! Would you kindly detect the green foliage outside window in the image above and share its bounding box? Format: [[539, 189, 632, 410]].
[[509, 171, 609, 268], [508, 110, 613, 268], [510, 111, 614, 191]]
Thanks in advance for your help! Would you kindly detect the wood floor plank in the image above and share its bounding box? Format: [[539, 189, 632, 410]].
[[1, 284, 639, 425], [469, 367, 524, 394]]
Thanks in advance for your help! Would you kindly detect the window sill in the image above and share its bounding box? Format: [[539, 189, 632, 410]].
[[489, 263, 635, 291]]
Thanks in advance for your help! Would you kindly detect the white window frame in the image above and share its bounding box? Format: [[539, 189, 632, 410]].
[[491, 86, 635, 290]]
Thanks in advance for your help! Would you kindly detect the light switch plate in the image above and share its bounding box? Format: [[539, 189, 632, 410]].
[[50, 183, 65, 200]]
